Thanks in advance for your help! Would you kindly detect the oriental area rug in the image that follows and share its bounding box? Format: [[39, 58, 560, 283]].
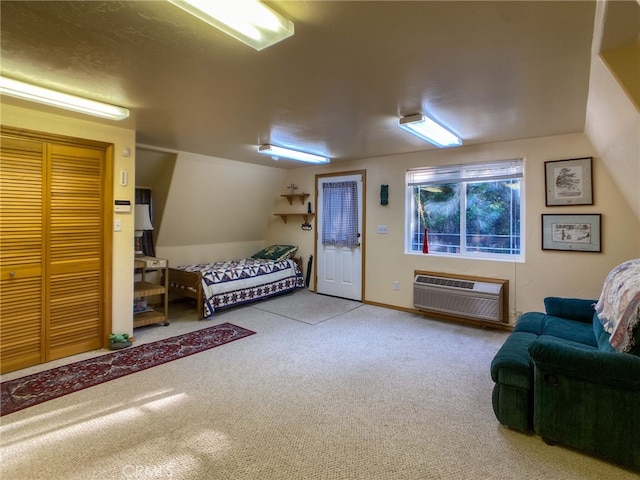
[[0, 322, 255, 416]]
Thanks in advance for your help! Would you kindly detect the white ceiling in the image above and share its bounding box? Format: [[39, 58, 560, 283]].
[[1, 1, 599, 168]]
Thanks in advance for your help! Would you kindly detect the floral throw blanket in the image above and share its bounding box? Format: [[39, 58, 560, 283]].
[[595, 259, 640, 353]]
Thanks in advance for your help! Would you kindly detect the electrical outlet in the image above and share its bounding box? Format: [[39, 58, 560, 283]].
[[377, 225, 388, 234], [515, 310, 522, 319]]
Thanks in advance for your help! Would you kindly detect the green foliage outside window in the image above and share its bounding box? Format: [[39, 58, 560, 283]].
[[411, 179, 521, 256]]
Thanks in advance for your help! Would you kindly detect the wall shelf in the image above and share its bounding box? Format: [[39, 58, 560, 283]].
[[280, 193, 309, 205], [274, 213, 315, 224]]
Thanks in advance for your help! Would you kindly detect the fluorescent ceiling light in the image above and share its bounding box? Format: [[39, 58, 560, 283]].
[[168, 0, 294, 51], [0, 76, 129, 121], [399, 114, 462, 148], [258, 144, 330, 164]]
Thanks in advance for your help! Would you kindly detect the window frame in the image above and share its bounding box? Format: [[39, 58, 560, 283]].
[[404, 159, 525, 262]]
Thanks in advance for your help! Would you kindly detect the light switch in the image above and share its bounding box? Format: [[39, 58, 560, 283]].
[[114, 219, 122, 232]]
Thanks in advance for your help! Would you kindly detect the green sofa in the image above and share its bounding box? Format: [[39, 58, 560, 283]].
[[491, 261, 640, 471]]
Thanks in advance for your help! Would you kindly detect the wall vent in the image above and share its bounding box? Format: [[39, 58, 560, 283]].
[[414, 274, 504, 322]]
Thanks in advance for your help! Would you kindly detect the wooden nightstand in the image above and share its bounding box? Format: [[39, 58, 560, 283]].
[[134, 256, 169, 328]]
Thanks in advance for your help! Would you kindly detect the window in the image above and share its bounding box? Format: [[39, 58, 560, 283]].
[[406, 159, 524, 260]]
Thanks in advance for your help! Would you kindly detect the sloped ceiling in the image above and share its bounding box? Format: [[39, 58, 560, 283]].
[[0, 1, 596, 168], [599, 0, 640, 109]]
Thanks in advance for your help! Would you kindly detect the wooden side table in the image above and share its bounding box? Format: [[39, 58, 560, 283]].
[[134, 256, 169, 328]]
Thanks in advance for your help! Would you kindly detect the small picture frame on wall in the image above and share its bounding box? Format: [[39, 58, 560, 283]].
[[544, 157, 593, 206], [541, 214, 601, 252]]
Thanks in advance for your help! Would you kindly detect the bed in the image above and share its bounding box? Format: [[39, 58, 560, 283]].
[[167, 245, 304, 320]]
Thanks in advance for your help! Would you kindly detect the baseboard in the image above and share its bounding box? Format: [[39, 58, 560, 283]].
[[363, 300, 514, 331]]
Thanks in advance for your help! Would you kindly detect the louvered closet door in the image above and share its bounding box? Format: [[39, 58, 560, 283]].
[[0, 136, 47, 373], [48, 144, 104, 360]]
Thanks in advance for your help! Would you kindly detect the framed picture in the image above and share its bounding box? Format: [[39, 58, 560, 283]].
[[541, 214, 601, 252], [544, 157, 593, 206]]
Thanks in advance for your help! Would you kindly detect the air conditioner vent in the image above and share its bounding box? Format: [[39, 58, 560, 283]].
[[415, 275, 474, 290], [414, 274, 504, 323]]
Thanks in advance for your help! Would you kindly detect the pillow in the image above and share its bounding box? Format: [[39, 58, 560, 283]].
[[251, 244, 298, 262], [595, 259, 640, 353]]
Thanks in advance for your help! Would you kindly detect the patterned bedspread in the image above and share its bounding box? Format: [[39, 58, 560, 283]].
[[174, 258, 304, 318]]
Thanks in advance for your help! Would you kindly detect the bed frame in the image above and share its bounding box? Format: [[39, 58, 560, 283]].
[[166, 257, 303, 320]]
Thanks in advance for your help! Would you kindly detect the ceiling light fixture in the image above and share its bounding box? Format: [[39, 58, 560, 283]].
[[258, 144, 330, 164], [0, 76, 130, 121], [399, 113, 462, 148], [167, 0, 294, 51]]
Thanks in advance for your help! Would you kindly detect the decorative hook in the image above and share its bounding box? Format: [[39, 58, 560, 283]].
[[301, 222, 312, 231]]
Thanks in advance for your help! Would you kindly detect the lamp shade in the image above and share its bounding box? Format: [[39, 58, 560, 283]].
[[134, 204, 154, 231]]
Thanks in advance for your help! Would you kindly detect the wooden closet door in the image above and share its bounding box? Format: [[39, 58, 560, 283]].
[[0, 136, 47, 373], [1, 130, 110, 374], [47, 144, 104, 360]]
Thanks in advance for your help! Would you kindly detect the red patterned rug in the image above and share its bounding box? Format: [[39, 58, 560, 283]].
[[0, 322, 255, 416]]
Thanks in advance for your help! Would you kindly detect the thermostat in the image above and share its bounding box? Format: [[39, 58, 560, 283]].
[[114, 200, 131, 213]]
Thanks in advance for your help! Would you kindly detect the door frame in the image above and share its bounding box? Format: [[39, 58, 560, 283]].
[[314, 169, 366, 301], [0, 126, 114, 351]]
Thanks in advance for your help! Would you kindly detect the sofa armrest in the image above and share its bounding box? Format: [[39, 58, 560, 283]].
[[543, 297, 597, 324], [530, 337, 640, 471], [529, 337, 640, 389]]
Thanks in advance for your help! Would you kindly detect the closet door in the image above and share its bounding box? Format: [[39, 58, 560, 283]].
[[0, 136, 47, 372], [0, 129, 110, 374], [48, 144, 104, 360]]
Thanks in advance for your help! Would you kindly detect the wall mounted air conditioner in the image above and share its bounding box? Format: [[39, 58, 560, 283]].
[[413, 274, 504, 322]]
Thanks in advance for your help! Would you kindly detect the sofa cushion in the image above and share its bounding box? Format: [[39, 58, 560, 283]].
[[513, 312, 545, 335], [544, 297, 596, 323], [543, 317, 598, 347], [514, 312, 597, 347]]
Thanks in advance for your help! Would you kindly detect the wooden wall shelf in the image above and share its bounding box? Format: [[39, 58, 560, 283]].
[[280, 193, 310, 205], [274, 213, 315, 224]]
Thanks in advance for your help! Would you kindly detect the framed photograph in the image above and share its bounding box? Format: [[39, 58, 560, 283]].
[[545, 157, 593, 206], [541, 214, 601, 252]]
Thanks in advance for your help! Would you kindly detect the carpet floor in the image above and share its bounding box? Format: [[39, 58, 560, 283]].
[[0, 323, 255, 416], [0, 290, 637, 480]]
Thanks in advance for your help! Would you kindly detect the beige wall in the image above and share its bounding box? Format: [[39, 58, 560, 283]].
[[1, 103, 137, 336], [152, 151, 287, 266], [585, 0, 640, 222], [268, 133, 640, 322], [7, 0, 638, 335], [5, 106, 637, 333], [135, 148, 177, 243]]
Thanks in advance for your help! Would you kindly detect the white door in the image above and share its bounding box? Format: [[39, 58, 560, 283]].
[[316, 173, 363, 301]]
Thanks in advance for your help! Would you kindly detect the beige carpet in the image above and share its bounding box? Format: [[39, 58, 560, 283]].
[[1, 293, 636, 480], [253, 289, 362, 324]]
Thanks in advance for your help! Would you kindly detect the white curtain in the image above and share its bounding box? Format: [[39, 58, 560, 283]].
[[322, 181, 359, 247]]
